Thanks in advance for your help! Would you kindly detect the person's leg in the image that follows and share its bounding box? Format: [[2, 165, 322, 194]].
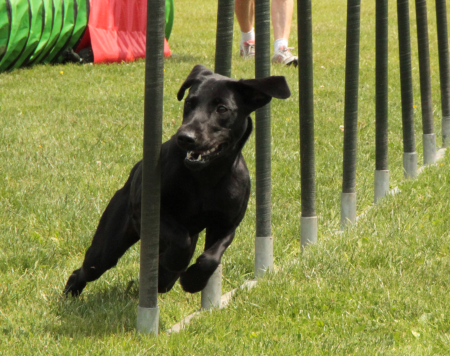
[[272, 0, 293, 44], [235, 0, 256, 58], [235, 0, 254, 32], [271, 0, 297, 65]]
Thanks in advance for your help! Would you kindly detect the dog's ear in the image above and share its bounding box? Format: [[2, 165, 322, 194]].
[[177, 65, 214, 101], [230, 76, 291, 111]]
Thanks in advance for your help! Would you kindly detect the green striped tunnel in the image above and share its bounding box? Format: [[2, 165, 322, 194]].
[[0, 0, 174, 72], [0, 0, 89, 72]]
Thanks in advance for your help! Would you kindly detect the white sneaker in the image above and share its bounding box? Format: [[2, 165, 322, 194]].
[[240, 40, 255, 59], [272, 46, 298, 67]]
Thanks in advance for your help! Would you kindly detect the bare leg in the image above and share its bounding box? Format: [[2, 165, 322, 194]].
[[235, 0, 254, 32], [272, 0, 294, 41], [236, 0, 294, 44]]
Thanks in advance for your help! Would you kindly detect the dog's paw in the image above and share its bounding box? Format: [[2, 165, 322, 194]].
[[179, 264, 210, 293], [179, 256, 218, 293], [63, 269, 87, 297]]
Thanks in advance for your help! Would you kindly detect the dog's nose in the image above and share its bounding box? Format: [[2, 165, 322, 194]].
[[177, 132, 196, 147]]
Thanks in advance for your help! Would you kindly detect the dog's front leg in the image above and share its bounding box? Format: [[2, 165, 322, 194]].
[[159, 216, 198, 273], [179, 228, 235, 293]]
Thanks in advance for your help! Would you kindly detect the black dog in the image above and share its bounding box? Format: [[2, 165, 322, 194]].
[[64, 64, 290, 296]]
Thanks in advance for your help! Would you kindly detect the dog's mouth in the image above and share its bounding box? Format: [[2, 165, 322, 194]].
[[185, 142, 228, 163]]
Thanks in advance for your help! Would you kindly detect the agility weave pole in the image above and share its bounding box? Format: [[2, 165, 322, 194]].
[[415, 0, 437, 165], [374, 0, 389, 203], [214, 0, 234, 78], [199, 0, 235, 311], [340, 0, 361, 229], [201, 0, 276, 310], [137, 0, 165, 335], [436, 0, 450, 148], [398, 0, 418, 179], [298, 0, 317, 249], [254, 0, 274, 279]]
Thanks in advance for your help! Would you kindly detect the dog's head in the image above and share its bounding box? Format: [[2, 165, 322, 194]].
[[176, 64, 291, 171]]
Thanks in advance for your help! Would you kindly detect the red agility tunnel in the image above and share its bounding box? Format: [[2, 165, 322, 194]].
[[76, 0, 173, 63]]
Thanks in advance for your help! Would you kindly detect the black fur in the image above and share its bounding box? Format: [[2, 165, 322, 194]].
[[64, 64, 290, 296]]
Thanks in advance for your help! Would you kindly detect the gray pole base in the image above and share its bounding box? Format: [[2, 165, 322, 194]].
[[443, 116, 450, 148], [301, 216, 317, 251], [137, 306, 159, 335], [403, 152, 418, 178], [201, 264, 222, 310], [340, 192, 356, 230], [255, 236, 273, 279], [374, 170, 389, 204], [423, 133, 436, 165]]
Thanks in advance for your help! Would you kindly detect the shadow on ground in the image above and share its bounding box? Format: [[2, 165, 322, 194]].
[[44, 281, 172, 337]]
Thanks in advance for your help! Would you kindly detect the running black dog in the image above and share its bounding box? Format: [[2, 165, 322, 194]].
[[64, 64, 290, 296]]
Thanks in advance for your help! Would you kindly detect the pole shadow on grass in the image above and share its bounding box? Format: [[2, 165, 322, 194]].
[[46, 282, 170, 336]]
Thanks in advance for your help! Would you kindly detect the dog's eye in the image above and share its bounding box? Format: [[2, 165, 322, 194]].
[[217, 105, 228, 114]]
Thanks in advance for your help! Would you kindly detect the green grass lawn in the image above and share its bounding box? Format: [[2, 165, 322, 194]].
[[1, 0, 449, 354]]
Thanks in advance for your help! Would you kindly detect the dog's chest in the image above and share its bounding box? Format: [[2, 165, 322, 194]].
[[161, 174, 247, 232]]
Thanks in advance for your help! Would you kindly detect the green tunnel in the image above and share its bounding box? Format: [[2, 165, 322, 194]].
[[0, 0, 89, 72], [0, 0, 174, 72]]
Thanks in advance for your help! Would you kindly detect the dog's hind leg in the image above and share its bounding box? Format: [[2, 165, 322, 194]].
[[64, 186, 140, 297], [180, 229, 235, 293]]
